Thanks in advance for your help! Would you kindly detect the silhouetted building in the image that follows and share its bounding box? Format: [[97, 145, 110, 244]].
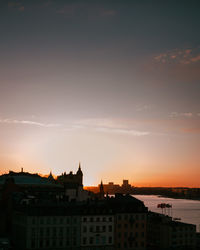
[[147, 212, 196, 250], [12, 194, 148, 250]]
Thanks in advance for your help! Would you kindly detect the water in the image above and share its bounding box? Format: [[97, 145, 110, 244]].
[[134, 195, 200, 232]]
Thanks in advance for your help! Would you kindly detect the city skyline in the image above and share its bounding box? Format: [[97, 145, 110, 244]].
[[0, 0, 200, 187]]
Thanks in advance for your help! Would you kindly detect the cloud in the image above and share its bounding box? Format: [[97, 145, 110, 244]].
[[0, 119, 61, 128], [95, 127, 149, 136], [72, 119, 150, 136], [135, 104, 152, 112], [56, 3, 117, 19], [154, 47, 200, 65], [170, 112, 193, 118], [8, 1, 24, 11]]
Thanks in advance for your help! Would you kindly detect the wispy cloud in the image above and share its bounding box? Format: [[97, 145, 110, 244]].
[[0, 119, 61, 128], [170, 112, 194, 118], [72, 119, 150, 136], [8, 1, 24, 11], [154, 47, 200, 65], [56, 3, 117, 19]]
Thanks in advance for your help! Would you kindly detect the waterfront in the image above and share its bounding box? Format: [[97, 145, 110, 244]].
[[134, 195, 200, 232]]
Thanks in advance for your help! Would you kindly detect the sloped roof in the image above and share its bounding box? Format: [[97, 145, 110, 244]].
[[0, 172, 60, 187]]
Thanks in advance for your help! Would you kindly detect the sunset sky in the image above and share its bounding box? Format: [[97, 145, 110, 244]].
[[0, 0, 200, 187]]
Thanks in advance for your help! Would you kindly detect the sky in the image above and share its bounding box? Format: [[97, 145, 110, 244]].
[[0, 0, 200, 187]]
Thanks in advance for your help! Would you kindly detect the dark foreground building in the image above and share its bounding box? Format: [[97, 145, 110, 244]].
[[12, 194, 148, 250]]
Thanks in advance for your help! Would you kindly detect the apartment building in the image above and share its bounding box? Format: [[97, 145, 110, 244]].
[[147, 212, 196, 249]]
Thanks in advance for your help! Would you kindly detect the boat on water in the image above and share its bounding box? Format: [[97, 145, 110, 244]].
[[173, 217, 181, 221]]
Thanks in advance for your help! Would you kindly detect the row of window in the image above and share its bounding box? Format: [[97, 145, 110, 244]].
[[31, 227, 78, 237], [32, 217, 78, 225], [82, 236, 112, 245], [172, 233, 195, 238], [172, 227, 195, 232], [117, 231, 145, 238], [31, 238, 77, 249], [82, 216, 113, 222], [171, 239, 195, 246], [31, 214, 146, 225], [117, 222, 145, 228], [117, 241, 145, 248], [82, 225, 113, 233], [117, 214, 145, 220]]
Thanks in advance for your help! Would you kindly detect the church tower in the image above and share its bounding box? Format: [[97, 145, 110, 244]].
[[99, 180, 105, 199], [76, 162, 83, 186]]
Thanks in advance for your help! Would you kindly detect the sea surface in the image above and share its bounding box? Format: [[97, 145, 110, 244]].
[[133, 195, 200, 232]]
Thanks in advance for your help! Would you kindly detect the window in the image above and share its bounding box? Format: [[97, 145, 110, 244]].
[[90, 217, 93, 222], [73, 227, 76, 235], [96, 226, 100, 232], [108, 236, 112, 244], [53, 227, 57, 236], [45, 239, 49, 247], [47, 217, 50, 224], [53, 217, 57, 224], [46, 228, 50, 236], [83, 226, 87, 233], [59, 227, 63, 236], [66, 227, 69, 234], [52, 240, 56, 247], [83, 217, 87, 222], [40, 228, 44, 237], [31, 228, 36, 237], [109, 217, 112, 222], [89, 237, 94, 244], [73, 238, 76, 246], [66, 239, 70, 246], [103, 217, 106, 222], [31, 239, 35, 248], [60, 217, 63, 224], [109, 225, 112, 232], [39, 239, 43, 248], [89, 226, 93, 232], [59, 240, 63, 247], [103, 225, 106, 232], [96, 217, 100, 222], [83, 237, 87, 245]]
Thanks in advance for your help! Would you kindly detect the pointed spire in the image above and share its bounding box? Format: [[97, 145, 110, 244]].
[[99, 180, 105, 199], [77, 162, 83, 175], [78, 162, 82, 171], [48, 170, 54, 181]]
